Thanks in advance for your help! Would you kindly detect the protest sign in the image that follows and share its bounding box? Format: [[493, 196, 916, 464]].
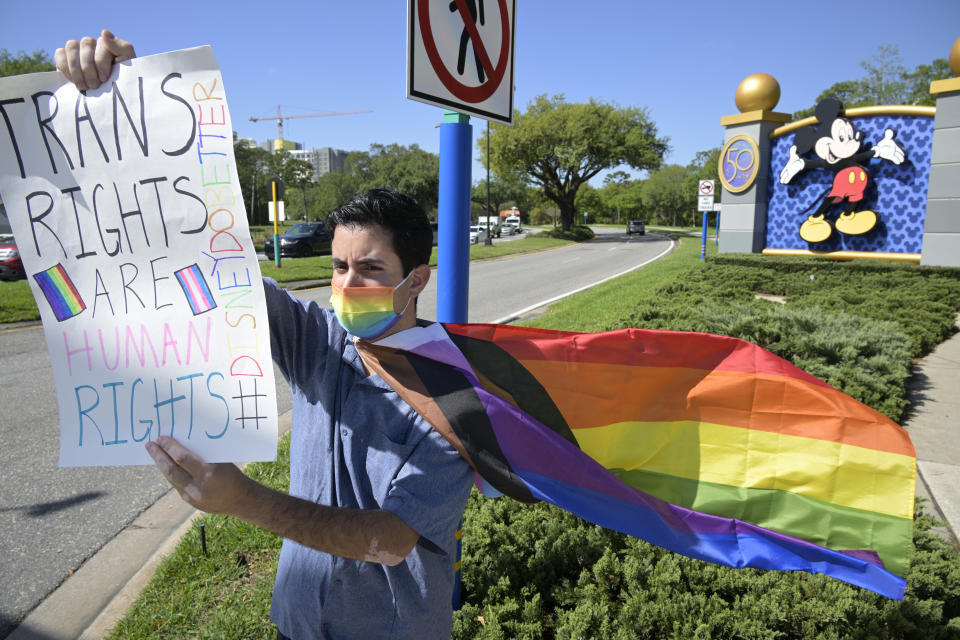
[[0, 47, 278, 466]]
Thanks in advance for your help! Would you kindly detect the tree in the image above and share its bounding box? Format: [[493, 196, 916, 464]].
[[641, 165, 690, 226], [597, 172, 644, 224], [350, 143, 440, 211], [234, 136, 271, 224], [470, 171, 529, 220], [0, 49, 54, 77], [859, 44, 908, 105], [314, 166, 361, 216], [793, 45, 951, 118], [904, 58, 952, 106], [486, 94, 668, 230]]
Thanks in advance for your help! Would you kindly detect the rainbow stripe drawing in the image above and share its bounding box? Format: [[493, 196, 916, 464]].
[[33, 263, 86, 322], [175, 264, 217, 315], [359, 322, 916, 600]]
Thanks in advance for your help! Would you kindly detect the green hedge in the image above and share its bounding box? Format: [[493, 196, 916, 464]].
[[453, 254, 960, 639], [536, 226, 596, 242], [605, 256, 960, 423], [453, 496, 960, 640]]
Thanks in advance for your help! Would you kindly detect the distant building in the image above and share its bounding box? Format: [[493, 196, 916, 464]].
[[261, 139, 303, 153], [234, 135, 258, 148], [289, 147, 350, 179]]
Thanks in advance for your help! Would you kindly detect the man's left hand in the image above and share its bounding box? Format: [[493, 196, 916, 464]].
[[146, 436, 251, 516]]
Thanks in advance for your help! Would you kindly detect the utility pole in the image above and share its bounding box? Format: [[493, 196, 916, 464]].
[[484, 120, 493, 246]]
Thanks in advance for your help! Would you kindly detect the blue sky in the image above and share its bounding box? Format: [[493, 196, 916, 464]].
[[2, 1, 958, 183]]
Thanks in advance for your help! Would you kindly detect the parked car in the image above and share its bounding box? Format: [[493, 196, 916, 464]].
[[469, 225, 489, 244], [500, 222, 518, 236], [0, 235, 24, 281], [263, 222, 332, 257], [626, 219, 646, 235]]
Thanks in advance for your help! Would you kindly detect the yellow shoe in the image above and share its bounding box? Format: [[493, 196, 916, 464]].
[[800, 214, 832, 243], [835, 210, 877, 235]]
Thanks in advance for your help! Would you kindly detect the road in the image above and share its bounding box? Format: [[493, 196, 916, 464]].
[[0, 227, 670, 636]]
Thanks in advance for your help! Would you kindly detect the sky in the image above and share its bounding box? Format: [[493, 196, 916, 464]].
[[2, 0, 959, 185]]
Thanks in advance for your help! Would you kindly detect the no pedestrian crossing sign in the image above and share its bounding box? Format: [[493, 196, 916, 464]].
[[407, 0, 517, 124]]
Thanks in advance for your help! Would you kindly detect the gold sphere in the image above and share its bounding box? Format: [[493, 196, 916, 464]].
[[950, 36, 960, 76], [735, 73, 781, 112]]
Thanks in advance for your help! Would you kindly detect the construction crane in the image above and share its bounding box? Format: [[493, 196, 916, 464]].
[[249, 105, 373, 150]]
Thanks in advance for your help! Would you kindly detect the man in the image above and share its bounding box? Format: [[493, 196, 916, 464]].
[[56, 34, 474, 640]]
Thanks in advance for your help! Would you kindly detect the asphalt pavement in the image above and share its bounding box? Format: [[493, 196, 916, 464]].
[[6, 241, 960, 639]]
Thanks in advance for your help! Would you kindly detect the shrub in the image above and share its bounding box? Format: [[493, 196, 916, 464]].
[[537, 226, 596, 242], [453, 496, 960, 640], [598, 255, 960, 423]]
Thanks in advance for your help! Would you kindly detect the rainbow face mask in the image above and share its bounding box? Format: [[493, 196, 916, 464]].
[[330, 273, 414, 340]]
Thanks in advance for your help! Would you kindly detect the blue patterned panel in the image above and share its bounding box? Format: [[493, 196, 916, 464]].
[[765, 115, 933, 254]]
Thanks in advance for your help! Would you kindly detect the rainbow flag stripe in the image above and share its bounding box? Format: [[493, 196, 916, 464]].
[[33, 264, 86, 321], [175, 264, 217, 315], [358, 323, 916, 600]]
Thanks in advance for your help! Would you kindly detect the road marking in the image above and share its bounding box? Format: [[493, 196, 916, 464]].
[[492, 239, 676, 324], [1, 323, 41, 334]]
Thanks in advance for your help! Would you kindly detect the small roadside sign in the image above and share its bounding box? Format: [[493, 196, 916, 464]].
[[698, 180, 715, 196], [698, 195, 715, 211], [713, 203, 723, 212]]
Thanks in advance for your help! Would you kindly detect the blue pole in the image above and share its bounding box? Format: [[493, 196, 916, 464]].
[[700, 210, 708, 260], [715, 210, 720, 246], [438, 110, 472, 612], [437, 110, 472, 324]]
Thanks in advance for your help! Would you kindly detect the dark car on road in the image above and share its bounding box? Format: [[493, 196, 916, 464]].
[[263, 222, 332, 258], [0, 235, 24, 281], [626, 219, 646, 235]]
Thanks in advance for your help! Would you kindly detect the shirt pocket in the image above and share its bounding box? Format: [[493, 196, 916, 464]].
[[364, 431, 416, 504]]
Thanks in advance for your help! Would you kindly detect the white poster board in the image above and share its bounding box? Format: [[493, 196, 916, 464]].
[[0, 47, 278, 466]]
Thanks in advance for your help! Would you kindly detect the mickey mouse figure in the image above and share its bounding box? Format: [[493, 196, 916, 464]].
[[779, 98, 905, 243]]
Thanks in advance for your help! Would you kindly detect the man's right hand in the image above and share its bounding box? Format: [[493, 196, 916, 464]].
[[55, 29, 136, 92]]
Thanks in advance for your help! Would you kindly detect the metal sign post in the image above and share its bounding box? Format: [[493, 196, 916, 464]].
[[437, 110, 472, 323], [697, 182, 715, 261], [270, 178, 284, 268]]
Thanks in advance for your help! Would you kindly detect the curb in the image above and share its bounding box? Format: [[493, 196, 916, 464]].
[[8, 410, 293, 640]]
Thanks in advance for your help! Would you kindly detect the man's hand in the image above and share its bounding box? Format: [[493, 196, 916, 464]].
[[873, 129, 905, 165], [779, 145, 804, 184], [55, 29, 136, 92], [146, 436, 251, 516]]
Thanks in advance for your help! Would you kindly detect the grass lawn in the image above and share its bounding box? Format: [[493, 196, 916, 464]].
[[0, 233, 574, 322], [104, 436, 290, 640], [520, 233, 710, 332], [0, 280, 39, 324]]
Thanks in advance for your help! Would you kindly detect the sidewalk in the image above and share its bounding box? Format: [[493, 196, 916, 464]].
[[8, 321, 960, 639], [905, 316, 960, 549]]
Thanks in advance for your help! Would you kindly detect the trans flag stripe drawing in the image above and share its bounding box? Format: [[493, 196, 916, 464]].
[[175, 264, 217, 315], [33, 263, 86, 322], [359, 322, 916, 600]]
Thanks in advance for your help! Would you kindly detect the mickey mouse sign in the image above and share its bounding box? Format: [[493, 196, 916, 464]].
[[779, 99, 906, 243]]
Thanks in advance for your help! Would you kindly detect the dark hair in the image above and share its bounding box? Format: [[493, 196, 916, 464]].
[[325, 189, 433, 275]]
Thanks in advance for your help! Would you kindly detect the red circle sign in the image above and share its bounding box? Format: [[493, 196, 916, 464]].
[[418, 0, 510, 104]]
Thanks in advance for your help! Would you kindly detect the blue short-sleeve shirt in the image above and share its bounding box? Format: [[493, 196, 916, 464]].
[[263, 279, 473, 640]]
